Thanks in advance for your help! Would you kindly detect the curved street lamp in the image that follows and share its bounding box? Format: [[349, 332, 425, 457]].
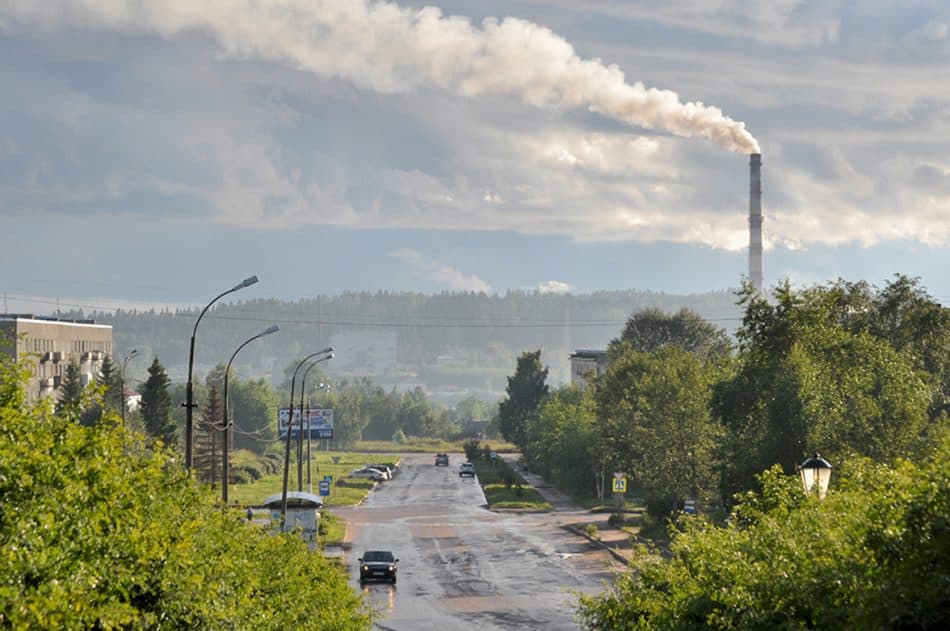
[[184, 275, 259, 470], [799, 453, 833, 499], [281, 347, 333, 526], [120, 348, 138, 428], [222, 324, 279, 504], [298, 356, 333, 493]]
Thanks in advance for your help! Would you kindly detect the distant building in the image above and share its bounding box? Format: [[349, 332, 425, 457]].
[[328, 329, 397, 375], [569, 349, 608, 391], [0, 314, 113, 401]]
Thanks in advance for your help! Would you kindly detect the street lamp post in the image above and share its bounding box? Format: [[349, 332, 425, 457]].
[[119, 349, 138, 427], [222, 324, 279, 504], [184, 275, 259, 471], [799, 453, 833, 499], [281, 348, 333, 527], [299, 358, 332, 493]]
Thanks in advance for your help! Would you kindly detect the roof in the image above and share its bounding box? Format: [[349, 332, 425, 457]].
[[258, 491, 324, 509]]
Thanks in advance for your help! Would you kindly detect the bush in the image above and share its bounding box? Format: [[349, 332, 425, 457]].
[[583, 523, 600, 541], [392, 429, 407, 444], [577, 441, 950, 630], [463, 437, 481, 461], [0, 358, 373, 630]]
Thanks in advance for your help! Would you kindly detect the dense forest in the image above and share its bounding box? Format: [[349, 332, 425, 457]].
[[59, 289, 742, 400]]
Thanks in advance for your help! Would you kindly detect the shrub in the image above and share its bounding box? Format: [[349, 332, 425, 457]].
[[463, 437, 481, 461], [0, 359, 373, 629]]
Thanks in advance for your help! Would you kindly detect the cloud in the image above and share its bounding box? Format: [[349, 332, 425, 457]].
[[388, 248, 491, 292], [0, 0, 757, 153], [538, 280, 573, 294]]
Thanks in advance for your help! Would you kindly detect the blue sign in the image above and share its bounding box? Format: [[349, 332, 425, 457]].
[[323, 475, 333, 483], [318, 480, 331, 496], [278, 408, 334, 439]]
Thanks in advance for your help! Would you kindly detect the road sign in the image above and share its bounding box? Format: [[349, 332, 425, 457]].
[[612, 473, 627, 494], [318, 480, 331, 496], [683, 498, 697, 515]]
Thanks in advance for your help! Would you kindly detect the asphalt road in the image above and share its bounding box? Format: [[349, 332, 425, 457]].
[[333, 454, 619, 631]]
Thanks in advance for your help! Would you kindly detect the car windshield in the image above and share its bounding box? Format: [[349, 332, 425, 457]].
[[363, 551, 394, 562]]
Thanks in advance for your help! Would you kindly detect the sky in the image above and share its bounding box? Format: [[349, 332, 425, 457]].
[[1, 0, 949, 313]]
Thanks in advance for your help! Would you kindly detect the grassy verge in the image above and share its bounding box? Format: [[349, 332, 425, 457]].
[[472, 458, 552, 511], [319, 511, 347, 546], [228, 451, 401, 508]]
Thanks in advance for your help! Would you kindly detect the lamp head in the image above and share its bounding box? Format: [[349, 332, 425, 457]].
[[233, 275, 259, 291], [799, 453, 833, 499], [262, 324, 280, 336]]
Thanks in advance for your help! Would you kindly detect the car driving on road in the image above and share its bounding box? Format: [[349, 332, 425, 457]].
[[459, 462, 475, 477], [435, 453, 449, 466], [359, 550, 399, 584]]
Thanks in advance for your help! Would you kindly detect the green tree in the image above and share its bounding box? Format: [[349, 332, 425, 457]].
[[527, 385, 598, 497], [97, 353, 122, 415], [194, 381, 222, 486], [138, 357, 177, 449], [596, 346, 722, 516], [57, 358, 85, 415], [714, 281, 934, 498], [498, 350, 549, 456], [229, 377, 279, 453], [0, 354, 373, 629], [576, 437, 950, 630], [612, 307, 731, 362]]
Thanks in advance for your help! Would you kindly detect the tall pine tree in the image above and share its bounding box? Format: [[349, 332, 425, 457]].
[[194, 381, 222, 487], [97, 353, 122, 415], [138, 357, 177, 449], [57, 359, 85, 416], [498, 350, 549, 457]]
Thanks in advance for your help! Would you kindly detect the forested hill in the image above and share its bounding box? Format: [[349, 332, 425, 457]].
[[61, 289, 743, 399]]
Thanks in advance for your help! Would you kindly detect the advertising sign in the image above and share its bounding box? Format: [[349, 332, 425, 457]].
[[278, 407, 334, 439], [318, 480, 331, 496]]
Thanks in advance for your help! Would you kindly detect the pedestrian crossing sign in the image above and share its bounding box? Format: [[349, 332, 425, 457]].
[[612, 475, 627, 493]]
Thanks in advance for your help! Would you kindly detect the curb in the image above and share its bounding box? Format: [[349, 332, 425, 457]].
[[561, 523, 632, 566]]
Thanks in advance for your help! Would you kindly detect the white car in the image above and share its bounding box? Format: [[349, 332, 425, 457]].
[[364, 464, 393, 479], [349, 468, 387, 481]]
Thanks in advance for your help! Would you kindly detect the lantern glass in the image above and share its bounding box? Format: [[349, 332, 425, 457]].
[[799, 453, 832, 499]]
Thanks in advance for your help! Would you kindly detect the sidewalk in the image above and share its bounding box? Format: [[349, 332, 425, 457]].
[[502, 455, 638, 566]]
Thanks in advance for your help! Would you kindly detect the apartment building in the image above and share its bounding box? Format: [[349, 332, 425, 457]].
[[0, 314, 114, 401]]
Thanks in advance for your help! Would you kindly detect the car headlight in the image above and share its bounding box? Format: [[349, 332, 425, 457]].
[[389, 565, 395, 571], [361, 565, 369, 572]]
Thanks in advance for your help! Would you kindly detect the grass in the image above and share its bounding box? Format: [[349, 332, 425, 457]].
[[227, 451, 402, 508], [472, 458, 552, 511], [319, 511, 347, 546]]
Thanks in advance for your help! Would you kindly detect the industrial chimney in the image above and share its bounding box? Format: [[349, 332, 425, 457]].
[[748, 153, 763, 291]]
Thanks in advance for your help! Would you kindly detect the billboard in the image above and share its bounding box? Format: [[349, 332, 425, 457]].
[[278, 407, 334, 439]]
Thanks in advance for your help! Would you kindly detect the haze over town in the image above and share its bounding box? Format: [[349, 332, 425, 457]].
[[2, 1, 948, 311]]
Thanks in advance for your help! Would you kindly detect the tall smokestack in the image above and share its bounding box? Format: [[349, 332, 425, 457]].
[[749, 153, 763, 291]]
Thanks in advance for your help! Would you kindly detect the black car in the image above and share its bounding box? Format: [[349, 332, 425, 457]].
[[359, 550, 399, 584], [435, 453, 449, 466]]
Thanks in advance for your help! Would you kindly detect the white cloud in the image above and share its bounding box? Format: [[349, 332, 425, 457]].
[[538, 280, 573, 294], [388, 248, 491, 292]]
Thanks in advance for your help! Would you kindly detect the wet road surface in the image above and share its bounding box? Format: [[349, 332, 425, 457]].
[[333, 454, 620, 630]]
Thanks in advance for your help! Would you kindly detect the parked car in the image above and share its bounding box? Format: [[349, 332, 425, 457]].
[[435, 453, 449, 466], [349, 468, 387, 481], [365, 464, 393, 479], [359, 550, 399, 584], [459, 462, 476, 478]]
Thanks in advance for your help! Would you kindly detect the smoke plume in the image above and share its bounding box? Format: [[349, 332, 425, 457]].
[[3, 0, 760, 153]]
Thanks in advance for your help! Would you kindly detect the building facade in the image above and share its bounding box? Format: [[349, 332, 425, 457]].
[[0, 314, 114, 401], [569, 349, 609, 391]]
